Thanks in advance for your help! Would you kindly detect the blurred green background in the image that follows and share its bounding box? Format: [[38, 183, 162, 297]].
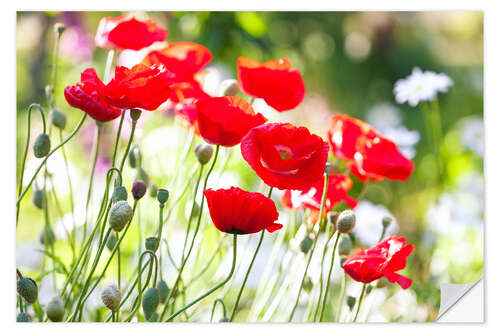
[[16, 11, 483, 322]]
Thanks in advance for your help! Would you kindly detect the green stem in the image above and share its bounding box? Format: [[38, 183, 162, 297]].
[[58, 129, 76, 247], [48, 25, 63, 109], [313, 228, 332, 321], [353, 284, 367, 322], [119, 115, 137, 173], [164, 234, 237, 322], [117, 232, 121, 290], [111, 111, 125, 167], [336, 273, 347, 322], [83, 124, 102, 242], [319, 231, 341, 321], [181, 165, 205, 260], [210, 298, 227, 322]]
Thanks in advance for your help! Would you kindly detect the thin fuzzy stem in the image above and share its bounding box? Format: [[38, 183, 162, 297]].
[[319, 231, 341, 321], [210, 298, 227, 322], [119, 116, 137, 173], [111, 111, 125, 167], [353, 284, 367, 322]]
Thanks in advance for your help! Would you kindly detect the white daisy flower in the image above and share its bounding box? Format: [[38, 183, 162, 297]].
[[461, 116, 484, 157], [393, 67, 453, 107]]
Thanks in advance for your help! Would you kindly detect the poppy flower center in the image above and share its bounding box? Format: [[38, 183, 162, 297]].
[[276, 146, 293, 160]]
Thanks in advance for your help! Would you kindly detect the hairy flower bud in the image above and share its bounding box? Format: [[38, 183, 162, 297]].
[[325, 161, 339, 175], [300, 235, 313, 254], [101, 284, 121, 311], [132, 180, 147, 200], [338, 235, 352, 256], [382, 216, 392, 228], [157, 189, 169, 205], [219, 317, 230, 322], [327, 211, 339, 227], [148, 313, 159, 322], [219, 79, 240, 97], [112, 186, 128, 203], [109, 201, 133, 232], [32, 189, 44, 209], [347, 296, 356, 311], [149, 184, 158, 198], [366, 285, 373, 295], [128, 145, 139, 169], [54, 22, 66, 35], [106, 233, 117, 251], [130, 108, 142, 122], [145, 236, 159, 252], [39, 226, 56, 246], [340, 257, 347, 266], [336, 210, 356, 234], [17, 277, 38, 304], [136, 167, 150, 187], [16, 312, 31, 322], [157, 280, 169, 304], [33, 133, 51, 158], [50, 109, 67, 130], [46, 296, 64, 322], [142, 287, 160, 320], [304, 276, 313, 294], [194, 143, 213, 165]]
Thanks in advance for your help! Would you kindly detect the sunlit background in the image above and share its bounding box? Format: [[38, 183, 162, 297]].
[[16, 11, 483, 322]]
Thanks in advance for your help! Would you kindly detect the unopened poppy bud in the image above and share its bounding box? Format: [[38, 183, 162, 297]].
[[46, 296, 64, 322], [142, 287, 160, 320], [219, 317, 230, 322], [149, 184, 158, 198], [39, 226, 56, 246], [54, 22, 66, 35], [338, 235, 352, 256], [347, 296, 356, 311], [17, 277, 38, 304], [130, 109, 142, 122], [300, 235, 313, 254], [16, 312, 31, 322], [145, 236, 159, 252], [109, 201, 133, 232], [33, 133, 51, 158], [132, 180, 147, 200], [194, 143, 213, 165], [327, 211, 339, 227], [106, 233, 117, 251], [50, 109, 67, 130], [32, 189, 44, 209], [101, 284, 121, 311], [112, 186, 128, 203], [366, 285, 373, 295], [148, 313, 159, 322], [325, 162, 339, 175], [382, 216, 392, 228], [219, 79, 240, 97], [136, 167, 150, 187], [157, 280, 169, 304], [336, 210, 356, 234], [128, 145, 139, 169], [304, 276, 313, 293], [157, 189, 169, 205]]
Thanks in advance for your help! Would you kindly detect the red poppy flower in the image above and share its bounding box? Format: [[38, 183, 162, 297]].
[[281, 174, 357, 211], [104, 64, 175, 111], [64, 68, 122, 122], [204, 187, 282, 234], [142, 42, 212, 82], [237, 57, 305, 112], [174, 100, 199, 134], [342, 235, 414, 289], [196, 96, 267, 147], [241, 123, 329, 191], [327, 114, 414, 182], [170, 80, 210, 104], [95, 15, 167, 51]]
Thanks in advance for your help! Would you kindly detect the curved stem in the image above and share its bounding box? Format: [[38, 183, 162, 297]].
[[210, 298, 227, 322], [164, 234, 237, 322], [319, 231, 341, 321], [353, 284, 367, 322]]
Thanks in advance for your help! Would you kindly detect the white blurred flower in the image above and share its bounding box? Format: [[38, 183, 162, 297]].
[[353, 201, 399, 247], [383, 126, 420, 159], [460, 116, 484, 157], [393, 67, 453, 107]]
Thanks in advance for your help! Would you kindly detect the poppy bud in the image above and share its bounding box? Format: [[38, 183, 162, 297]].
[[109, 201, 133, 232], [219, 317, 230, 322], [135, 167, 150, 187], [325, 161, 339, 175], [54, 22, 66, 35], [106, 233, 117, 251], [50, 109, 67, 130], [46, 296, 64, 322], [32, 189, 44, 209], [130, 109, 142, 122], [219, 79, 240, 97], [382, 216, 392, 228], [142, 287, 160, 320], [347, 296, 356, 311], [112, 186, 128, 203], [101, 284, 121, 311], [145, 236, 159, 252], [16, 312, 31, 322], [327, 211, 339, 227], [128, 145, 139, 169], [336, 210, 356, 234], [157, 189, 169, 205], [300, 235, 313, 254], [366, 285, 373, 295], [304, 276, 313, 294], [17, 277, 38, 304], [132, 180, 147, 200], [33, 133, 51, 158], [157, 280, 169, 304], [149, 184, 158, 198], [39, 226, 56, 246], [338, 235, 352, 256], [148, 313, 159, 322], [194, 143, 213, 165]]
